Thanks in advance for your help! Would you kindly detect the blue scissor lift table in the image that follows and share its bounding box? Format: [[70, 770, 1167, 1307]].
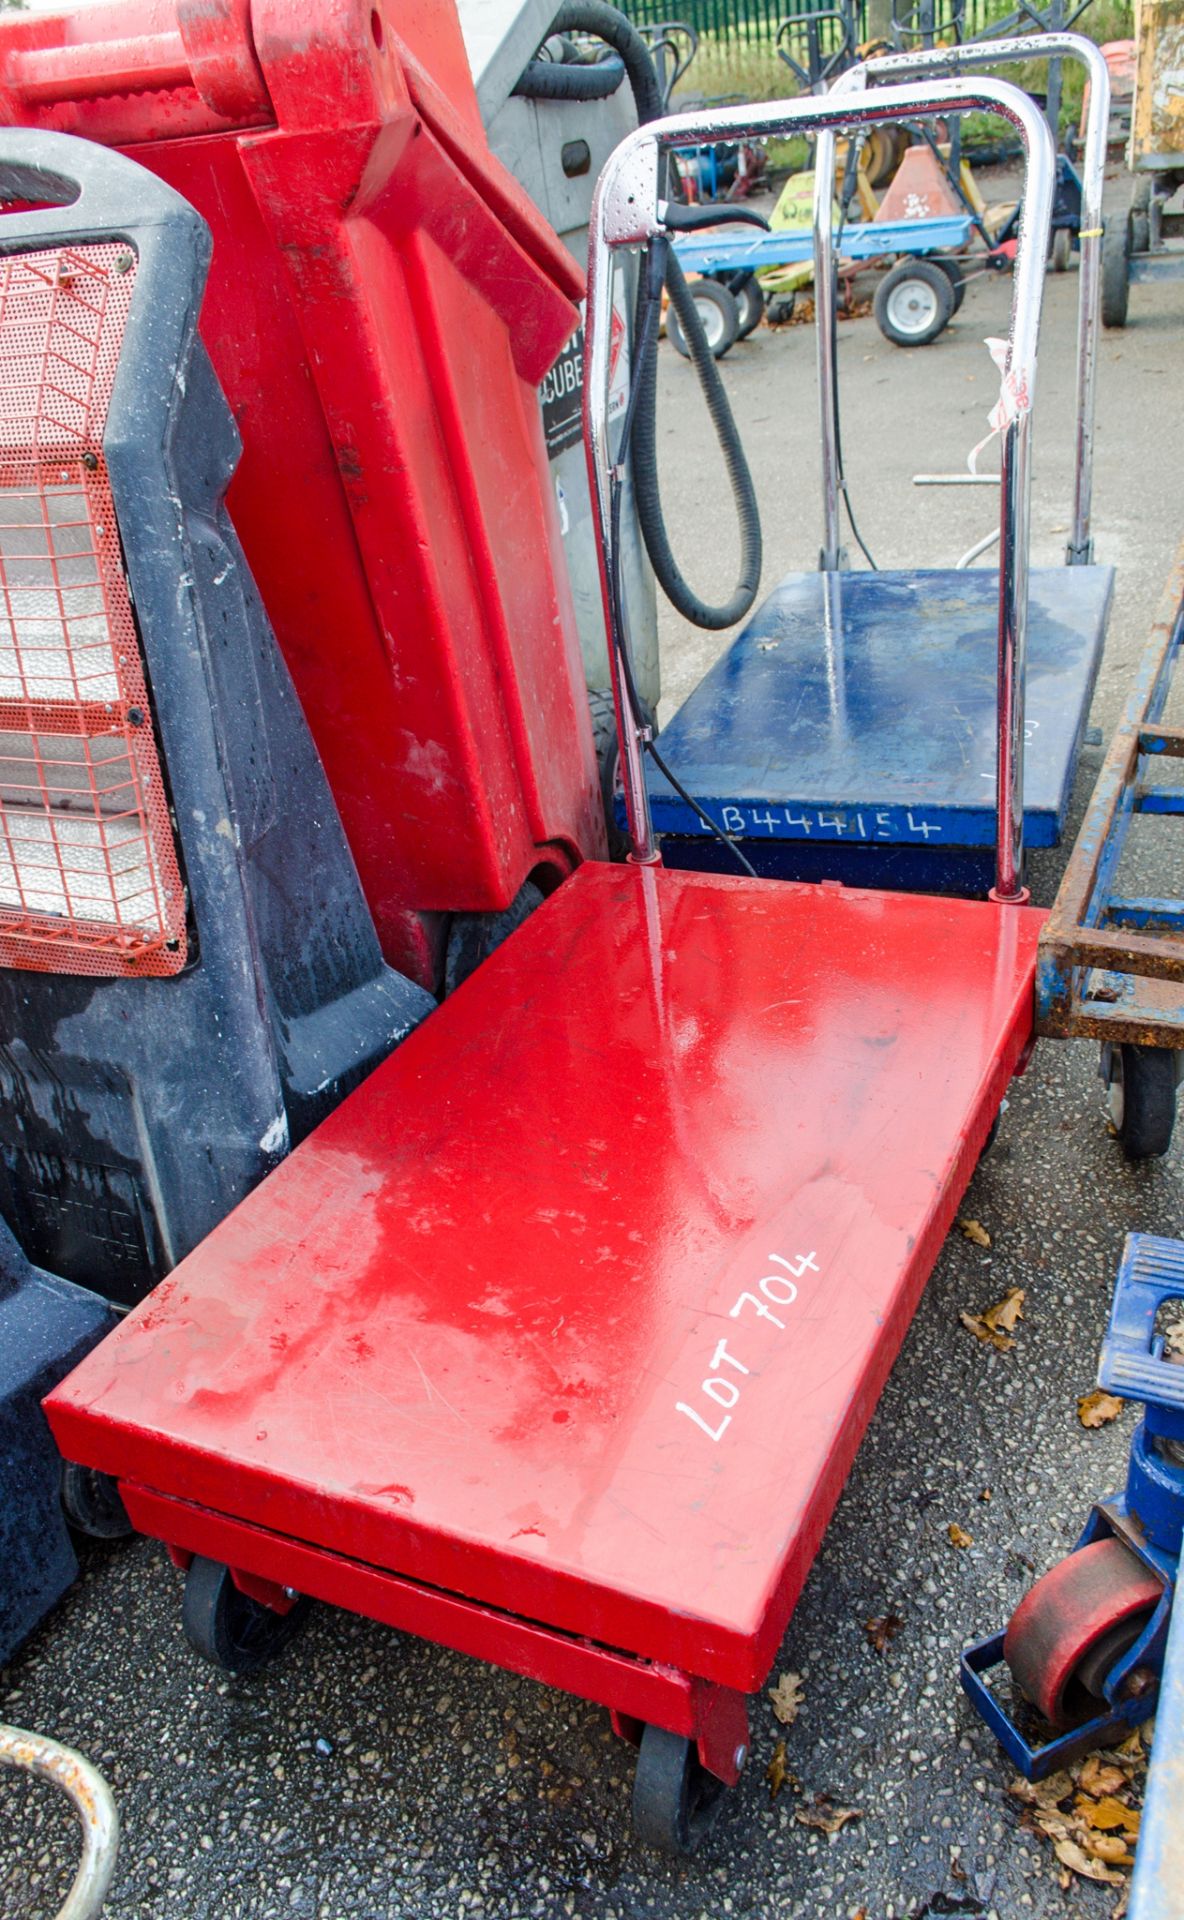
[[640, 33, 1114, 900], [647, 564, 1113, 896]]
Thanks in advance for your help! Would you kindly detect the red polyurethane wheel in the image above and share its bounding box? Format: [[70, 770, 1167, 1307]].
[[1004, 1538, 1163, 1730]]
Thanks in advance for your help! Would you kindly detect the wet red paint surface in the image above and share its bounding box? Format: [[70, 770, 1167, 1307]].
[[48, 865, 1043, 1689]]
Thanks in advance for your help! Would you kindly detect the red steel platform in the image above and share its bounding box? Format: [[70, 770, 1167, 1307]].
[[47, 865, 1042, 1717]]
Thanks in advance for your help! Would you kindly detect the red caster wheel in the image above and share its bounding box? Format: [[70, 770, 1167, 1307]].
[[1004, 1538, 1163, 1731]]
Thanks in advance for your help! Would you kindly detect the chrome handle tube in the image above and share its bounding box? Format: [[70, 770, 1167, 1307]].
[[851, 33, 1109, 564], [586, 78, 1054, 890]]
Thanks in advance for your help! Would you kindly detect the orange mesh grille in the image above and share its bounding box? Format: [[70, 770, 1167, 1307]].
[[0, 242, 186, 976]]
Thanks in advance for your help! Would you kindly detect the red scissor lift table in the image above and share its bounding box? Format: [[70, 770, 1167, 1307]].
[[48, 866, 1042, 1843], [47, 70, 1058, 1852]]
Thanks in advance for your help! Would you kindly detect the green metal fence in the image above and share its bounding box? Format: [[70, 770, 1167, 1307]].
[[624, 0, 1011, 49]]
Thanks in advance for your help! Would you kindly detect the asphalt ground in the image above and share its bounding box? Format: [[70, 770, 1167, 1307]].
[[3, 163, 1184, 1920]]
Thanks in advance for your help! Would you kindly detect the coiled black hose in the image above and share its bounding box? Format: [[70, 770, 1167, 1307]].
[[631, 250, 762, 628], [518, 0, 762, 632], [513, 47, 625, 103], [520, 2, 664, 118]]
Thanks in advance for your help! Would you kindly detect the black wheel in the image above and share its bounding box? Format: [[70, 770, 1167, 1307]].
[[862, 123, 905, 189], [444, 878, 545, 994], [873, 259, 954, 348], [933, 255, 966, 314], [667, 279, 739, 360], [589, 687, 627, 860], [1101, 215, 1130, 328], [731, 272, 764, 338], [632, 1725, 726, 1855], [766, 289, 796, 326], [588, 687, 655, 862], [1102, 1043, 1178, 1159], [181, 1556, 309, 1674], [1130, 178, 1152, 255], [61, 1464, 133, 1540], [1051, 225, 1072, 273]]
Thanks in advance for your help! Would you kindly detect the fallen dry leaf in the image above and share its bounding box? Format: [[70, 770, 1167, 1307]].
[[768, 1671, 805, 1725], [1076, 1794, 1140, 1838], [1080, 1757, 1128, 1798], [864, 1613, 903, 1654], [1113, 1727, 1147, 1765], [1084, 1832, 1135, 1867], [984, 1287, 1025, 1332], [961, 1286, 1025, 1352], [1009, 1770, 1075, 1810], [1165, 1321, 1184, 1359], [766, 1739, 797, 1801], [958, 1217, 992, 1248], [1079, 1390, 1125, 1429], [960, 1310, 1015, 1353], [948, 1522, 973, 1549], [1052, 1836, 1125, 1886], [960, 1309, 1016, 1354], [1013, 1735, 1152, 1898], [1023, 1807, 1078, 1848], [795, 1797, 862, 1833]]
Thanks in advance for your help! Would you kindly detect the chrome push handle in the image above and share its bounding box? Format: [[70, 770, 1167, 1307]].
[[584, 78, 1055, 902], [836, 32, 1109, 566]]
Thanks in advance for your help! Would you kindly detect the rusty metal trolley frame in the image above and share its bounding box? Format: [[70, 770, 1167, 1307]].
[[1036, 540, 1184, 1155]]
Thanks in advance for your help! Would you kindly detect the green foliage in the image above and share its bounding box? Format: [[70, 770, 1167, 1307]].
[[664, 0, 1136, 133]]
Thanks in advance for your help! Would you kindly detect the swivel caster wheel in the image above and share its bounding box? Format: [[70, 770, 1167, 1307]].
[[1003, 1537, 1163, 1730], [632, 1724, 726, 1855], [1102, 1043, 1178, 1160], [181, 1556, 309, 1674], [61, 1463, 133, 1540]]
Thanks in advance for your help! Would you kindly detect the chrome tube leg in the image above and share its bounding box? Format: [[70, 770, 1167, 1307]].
[[1068, 43, 1109, 564], [992, 414, 1032, 903], [851, 36, 1108, 564], [813, 131, 842, 571], [583, 245, 658, 865]]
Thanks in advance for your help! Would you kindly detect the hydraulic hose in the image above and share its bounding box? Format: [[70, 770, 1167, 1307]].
[[527, 1, 664, 120], [631, 249, 762, 628], [513, 47, 625, 103], [522, 0, 762, 632]]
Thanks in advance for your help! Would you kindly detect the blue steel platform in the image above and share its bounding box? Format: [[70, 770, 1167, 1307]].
[[648, 567, 1114, 896], [670, 214, 974, 276]]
